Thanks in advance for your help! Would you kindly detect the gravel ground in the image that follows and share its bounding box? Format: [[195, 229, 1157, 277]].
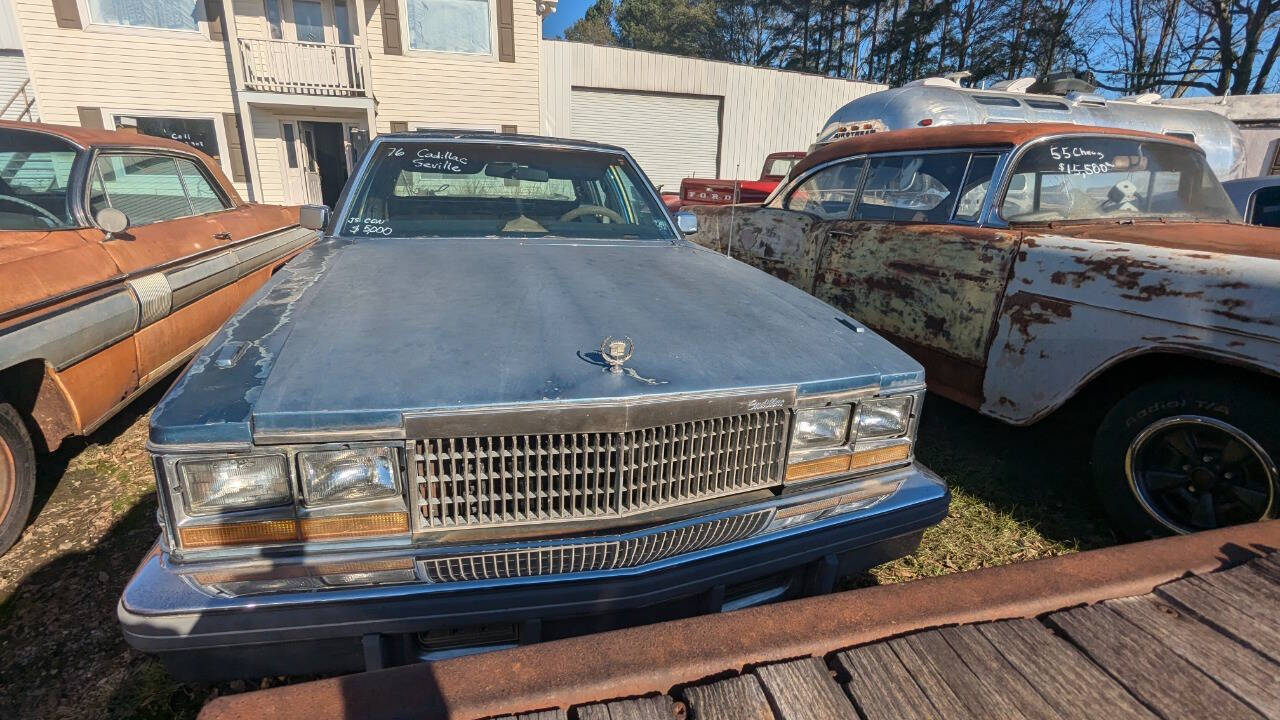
[[0, 386, 1120, 719]]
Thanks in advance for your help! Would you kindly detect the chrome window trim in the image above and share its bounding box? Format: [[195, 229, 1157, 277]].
[[85, 148, 234, 227]]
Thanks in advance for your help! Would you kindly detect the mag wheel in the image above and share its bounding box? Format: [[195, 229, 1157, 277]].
[[1093, 378, 1279, 537]]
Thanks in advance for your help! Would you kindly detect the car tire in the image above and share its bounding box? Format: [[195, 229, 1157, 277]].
[[1092, 377, 1280, 538], [0, 401, 36, 555]]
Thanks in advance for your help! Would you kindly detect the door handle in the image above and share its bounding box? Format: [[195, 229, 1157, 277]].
[[213, 231, 232, 241]]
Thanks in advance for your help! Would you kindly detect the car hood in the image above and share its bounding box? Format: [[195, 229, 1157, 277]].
[[150, 237, 923, 445]]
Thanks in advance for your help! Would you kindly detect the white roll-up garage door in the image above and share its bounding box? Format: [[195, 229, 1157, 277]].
[[569, 88, 721, 191]]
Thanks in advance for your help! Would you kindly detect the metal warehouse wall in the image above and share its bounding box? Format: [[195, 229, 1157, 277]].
[[540, 40, 886, 182]]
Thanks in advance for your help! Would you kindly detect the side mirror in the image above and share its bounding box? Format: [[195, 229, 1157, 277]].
[[299, 204, 330, 231], [675, 210, 699, 235], [95, 208, 129, 240]]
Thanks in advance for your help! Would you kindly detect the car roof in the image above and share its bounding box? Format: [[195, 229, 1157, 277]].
[[1222, 176, 1280, 193], [377, 129, 628, 154], [792, 122, 1201, 178], [0, 119, 211, 154]]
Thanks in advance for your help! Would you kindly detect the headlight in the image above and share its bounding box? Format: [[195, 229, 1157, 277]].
[[791, 406, 851, 450], [299, 447, 399, 505], [178, 455, 291, 514], [856, 396, 912, 440]]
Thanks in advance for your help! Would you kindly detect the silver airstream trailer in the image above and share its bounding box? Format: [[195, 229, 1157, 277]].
[[816, 77, 1246, 179]]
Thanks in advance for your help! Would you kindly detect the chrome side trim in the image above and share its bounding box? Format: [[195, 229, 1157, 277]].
[[0, 290, 139, 371], [128, 273, 173, 328], [0, 226, 314, 373]]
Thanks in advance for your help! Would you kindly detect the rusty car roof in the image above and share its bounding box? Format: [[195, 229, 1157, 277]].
[[792, 123, 1200, 178], [0, 119, 208, 153]]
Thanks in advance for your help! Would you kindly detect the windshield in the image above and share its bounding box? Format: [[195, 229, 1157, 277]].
[[1000, 137, 1240, 224], [340, 141, 675, 240], [0, 130, 80, 231], [764, 156, 800, 178]]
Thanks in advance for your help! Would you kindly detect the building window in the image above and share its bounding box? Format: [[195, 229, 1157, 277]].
[[292, 0, 326, 42], [113, 115, 221, 162], [87, 0, 200, 31], [264, 0, 284, 38], [407, 0, 491, 54], [334, 0, 353, 43]]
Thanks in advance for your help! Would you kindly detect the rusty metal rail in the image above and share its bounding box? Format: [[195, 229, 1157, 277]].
[[199, 521, 1280, 720]]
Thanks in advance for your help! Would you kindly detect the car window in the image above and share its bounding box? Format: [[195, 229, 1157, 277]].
[[92, 154, 211, 225], [763, 155, 799, 178], [341, 142, 674, 240], [954, 154, 1000, 222], [1252, 186, 1280, 227], [999, 137, 1240, 223], [783, 160, 864, 219], [177, 159, 230, 215], [853, 152, 970, 222], [0, 129, 80, 230]]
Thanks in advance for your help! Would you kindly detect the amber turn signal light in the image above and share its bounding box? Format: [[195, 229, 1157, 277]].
[[299, 512, 409, 541], [179, 519, 301, 549], [849, 442, 911, 470], [785, 442, 912, 483], [179, 512, 410, 549]]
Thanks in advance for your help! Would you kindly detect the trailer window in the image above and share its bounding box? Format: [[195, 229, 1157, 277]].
[[1000, 137, 1239, 223]]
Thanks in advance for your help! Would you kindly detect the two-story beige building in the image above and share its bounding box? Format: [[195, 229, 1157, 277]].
[[11, 0, 553, 203]]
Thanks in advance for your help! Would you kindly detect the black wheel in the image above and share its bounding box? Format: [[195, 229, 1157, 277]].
[[1093, 377, 1279, 537], [0, 401, 36, 555]]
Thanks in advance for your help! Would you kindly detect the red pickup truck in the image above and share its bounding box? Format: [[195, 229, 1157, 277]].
[[674, 151, 804, 209]]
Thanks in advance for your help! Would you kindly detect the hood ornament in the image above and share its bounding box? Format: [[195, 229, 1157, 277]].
[[599, 336, 634, 374]]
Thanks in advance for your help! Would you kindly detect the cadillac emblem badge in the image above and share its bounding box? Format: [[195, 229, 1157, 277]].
[[599, 336, 634, 374]]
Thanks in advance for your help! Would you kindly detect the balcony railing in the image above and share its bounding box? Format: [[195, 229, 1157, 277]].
[[238, 38, 369, 97]]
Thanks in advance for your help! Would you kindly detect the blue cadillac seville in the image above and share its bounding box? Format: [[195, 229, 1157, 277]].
[[118, 131, 949, 680]]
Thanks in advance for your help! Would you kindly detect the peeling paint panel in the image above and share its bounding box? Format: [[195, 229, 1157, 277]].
[[686, 205, 820, 290], [983, 233, 1280, 424], [814, 221, 1021, 365]]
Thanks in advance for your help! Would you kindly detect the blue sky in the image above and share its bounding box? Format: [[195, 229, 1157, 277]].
[[543, 0, 591, 38]]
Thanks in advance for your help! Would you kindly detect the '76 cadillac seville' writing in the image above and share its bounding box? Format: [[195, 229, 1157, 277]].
[[688, 123, 1280, 538], [118, 132, 948, 679]]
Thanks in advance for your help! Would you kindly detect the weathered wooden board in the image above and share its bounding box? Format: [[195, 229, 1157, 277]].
[[1250, 555, 1280, 582], [1197, 564, 1280, 623], [834, 642, 939, 720], [1106, 594, 1280, 717], [937, 625, 1065, 720], [1049, 604, 1262, 720], [681, 674, 774, 720], [752, 657, 857, 720], [977, 619, 1157, 719], [1157, 576, 1280, 663], [492, 711, 568, 720], [575, 695, 675, 720], [900, 629, 1029, 719], [887, 634, 977, 718]]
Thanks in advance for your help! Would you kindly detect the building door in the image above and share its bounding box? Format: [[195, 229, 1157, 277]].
[[299, 121, 348, 207], [570, 88, 721, 191]]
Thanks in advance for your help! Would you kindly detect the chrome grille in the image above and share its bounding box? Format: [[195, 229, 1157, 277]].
[[413, 409, 788, 530], [419, 509, 772, 583]]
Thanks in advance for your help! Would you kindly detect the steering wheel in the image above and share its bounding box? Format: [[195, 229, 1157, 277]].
[[559, 205, 625, 224], [0, 194, 61, 227]]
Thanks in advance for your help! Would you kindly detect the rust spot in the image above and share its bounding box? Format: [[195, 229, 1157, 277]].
[[1050, 255, 1166, 291], [887, 260, 945, 279], [923, 314, 949, 339], [1002, 292, 1073, 346], [1187, 253, 1213, 260], [1120, 280, 1205, 302], [997, 396, 1016, 407], [1227, 340, 1245, 348], [1210, 280, 1249, 290]]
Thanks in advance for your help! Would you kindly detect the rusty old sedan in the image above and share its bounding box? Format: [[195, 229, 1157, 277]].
[[0, 121, 315, 554], [688, 123, 1279, 537]]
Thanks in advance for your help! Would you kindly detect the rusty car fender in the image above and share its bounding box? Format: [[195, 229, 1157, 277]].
[[982, 232, 1280, 424]]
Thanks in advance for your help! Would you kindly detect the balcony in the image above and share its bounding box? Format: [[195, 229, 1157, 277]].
[[238, 38, 369, 97]]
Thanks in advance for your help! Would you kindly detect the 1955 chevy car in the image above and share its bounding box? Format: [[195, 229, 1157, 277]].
[[0, 121, 313, 555], [118, 131, 949, 680], [688, 123, 1279, 537]]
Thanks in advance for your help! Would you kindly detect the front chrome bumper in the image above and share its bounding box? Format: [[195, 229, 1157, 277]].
[[119, 463, 948, 675]]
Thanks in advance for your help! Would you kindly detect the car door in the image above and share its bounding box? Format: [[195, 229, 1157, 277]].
[[811, 151, 1021, 407], [87, 151, 242, 384], [727, 158, 866, 292]]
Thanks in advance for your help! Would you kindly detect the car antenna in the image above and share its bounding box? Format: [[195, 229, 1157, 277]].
[[727, 160, 741, 258]]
